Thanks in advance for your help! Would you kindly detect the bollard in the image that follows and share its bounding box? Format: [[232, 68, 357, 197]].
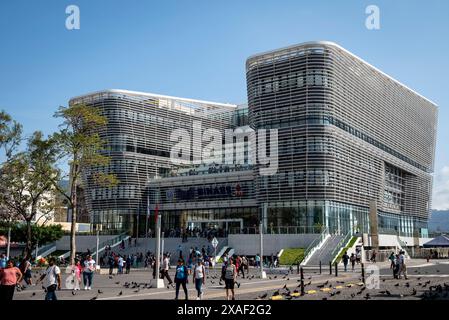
[[319, 261, 322, 274], [300, 267, 305, 296], [329, 261, 332, 275], [361, 263, 365, 284], [334, 261, 338, 277], [297, 261, 300, 274]]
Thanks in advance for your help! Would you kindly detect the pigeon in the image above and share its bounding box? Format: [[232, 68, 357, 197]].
[[394, 283, 400, 287], [385, 290, 391, 296], [274, 276, 277, 279], [98, 289, 103, 294], [272, 290, 280, 296], [90, 296, 97, 300], [364, 293, 371, 300], [283, 284, 288, 289], [31, 292, 36, 297], [259, 293, 268, 299], [210, 281, 215, 284], [72, 290, 76, 295], [115, 281, 120, 285], [118, 291, 123, 296], [350, 293, 355, 298], [417, 277, 421, 281]]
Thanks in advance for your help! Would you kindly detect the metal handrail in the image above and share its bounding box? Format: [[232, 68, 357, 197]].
[[294, 227, 328, 266], [88, 232, 129, 255], [331, 232, 353, 264]]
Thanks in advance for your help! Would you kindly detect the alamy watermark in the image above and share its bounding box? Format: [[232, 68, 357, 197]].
[[365, 5, 380, 30], [66, 5, 80, 30], [170, 121, 278, 176]]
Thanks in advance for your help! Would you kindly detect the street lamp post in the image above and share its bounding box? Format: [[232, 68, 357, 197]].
[[95, 224, 102, 271], [145, 192, 149, 253], [6, 219, 11, 260], [152, 211, 164, 288], [260, 204, 267, 279]]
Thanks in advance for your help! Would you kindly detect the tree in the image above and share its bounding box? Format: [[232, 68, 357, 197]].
[[51, 104, 118, 264], [0, 132, 58, 258], [0, 110, 22, 159], [0, 221, 64, 253]]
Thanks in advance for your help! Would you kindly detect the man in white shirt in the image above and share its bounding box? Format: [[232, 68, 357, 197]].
[[83, 255, 96, 290], [38, 257, 61, 300], [161, 254, 174, 288], [398, 251, 408, 279]]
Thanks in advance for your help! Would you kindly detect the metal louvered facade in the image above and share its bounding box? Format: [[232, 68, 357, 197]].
[[246, 41, 437, 237], [71, 41, 437, 238], [69, 90, 236, 233]]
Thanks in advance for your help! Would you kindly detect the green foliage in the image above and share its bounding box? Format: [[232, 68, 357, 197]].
[[0, 110, 23, 159], [0, 222, 64, 248], [334, 236, 358, 263], [279, 248, 305, 265]]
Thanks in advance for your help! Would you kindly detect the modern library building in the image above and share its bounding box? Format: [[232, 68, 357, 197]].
[[70, 41, 437, 239]]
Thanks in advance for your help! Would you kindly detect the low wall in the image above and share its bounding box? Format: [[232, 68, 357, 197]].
[[228, 234, 319, 256], [55, 235, 117, 251]]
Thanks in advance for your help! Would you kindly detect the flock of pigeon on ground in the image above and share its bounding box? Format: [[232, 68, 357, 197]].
[[17, 267, 449, 300]]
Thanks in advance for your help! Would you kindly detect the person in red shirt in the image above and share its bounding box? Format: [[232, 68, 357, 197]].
[[0, 260, 23, 300]]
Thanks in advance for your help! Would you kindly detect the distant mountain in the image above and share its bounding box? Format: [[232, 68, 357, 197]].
[[429, 210, 449, 232]]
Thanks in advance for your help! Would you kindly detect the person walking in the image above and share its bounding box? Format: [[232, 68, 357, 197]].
[[108, 255, 115, 275], [370, 250, 377, 263], [174, 259, 189, 300], [255, 254, 261, 268], [224, 258, 237, 300], [20, 258, 33, 286], [0, 254, 7, 269], [398, 251, 408, 280], [393, 254, 400, 279], [82, 255, 96, 290], [350, 253, 356, 271], [193, 259, 206, 300], [72, 261, 82, 290], [161, 254, 174, 288], [118, 255, 124, 274], [125, 255, 131, 274], [388, 252, 395, 269], [38, 257, 61, 300], [0, 260, 22, 300], [342, 251, 350, 272]]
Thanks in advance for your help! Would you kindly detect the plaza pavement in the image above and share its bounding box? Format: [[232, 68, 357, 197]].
[[13, 259, 449, 301]]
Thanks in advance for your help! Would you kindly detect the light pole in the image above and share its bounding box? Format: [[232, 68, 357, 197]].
[[95, 225, 99, 269], [152, 208, 164, 288], [161, 231, 165, 263], [6, 218, 11, 260], [260, 203, 267, 279], [145, 192, 149, 253]]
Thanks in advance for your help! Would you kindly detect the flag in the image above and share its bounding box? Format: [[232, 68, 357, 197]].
[[154, 204, 159, 223]]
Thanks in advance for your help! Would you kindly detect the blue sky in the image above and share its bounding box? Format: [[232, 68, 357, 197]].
[[0, 0, 448, 209]]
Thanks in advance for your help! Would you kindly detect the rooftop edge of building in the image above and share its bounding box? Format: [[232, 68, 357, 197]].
[[245, 41, 438, 107], [69, 89, 238, 110]]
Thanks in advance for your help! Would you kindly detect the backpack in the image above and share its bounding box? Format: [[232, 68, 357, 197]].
[[176, 265, 187, 280]]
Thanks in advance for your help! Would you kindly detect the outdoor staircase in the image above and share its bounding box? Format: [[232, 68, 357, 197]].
[[304, 234, 346, 266]]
